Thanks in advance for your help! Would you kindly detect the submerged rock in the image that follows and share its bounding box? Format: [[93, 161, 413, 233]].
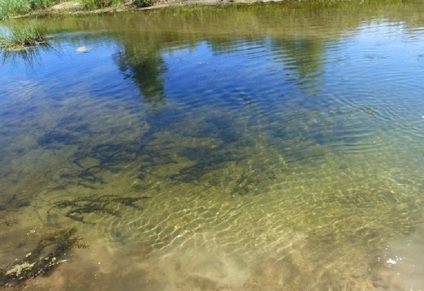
[[76, 46, 91, 53]]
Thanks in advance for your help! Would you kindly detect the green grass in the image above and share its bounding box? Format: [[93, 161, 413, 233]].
[[0, 0, 59, 18], [79, 0, 120, 10], [0, 0, 153, 19], [79, 0, 152, 10]]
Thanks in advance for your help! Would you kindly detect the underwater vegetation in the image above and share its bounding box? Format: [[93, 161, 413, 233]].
[[171, 147, 237, 183], [48, 194, 151, 223], [48, 109, 272, 196], [0, 228, 87, 287], [37, 131, 80, 148]]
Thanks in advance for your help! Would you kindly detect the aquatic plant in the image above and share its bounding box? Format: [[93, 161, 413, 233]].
[[0, 24, 62, 66], [0, 227, 87, 287], [48, 194, 150, 223], [0, 25, 48, 51]]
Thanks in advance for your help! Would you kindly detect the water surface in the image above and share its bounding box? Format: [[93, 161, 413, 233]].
[[1, 2, 424, 290]]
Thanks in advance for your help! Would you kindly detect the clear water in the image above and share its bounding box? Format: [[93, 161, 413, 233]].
[[1, 2, 424, 290]]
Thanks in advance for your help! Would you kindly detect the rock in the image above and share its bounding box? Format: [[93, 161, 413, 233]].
[[76, 46, 91, 53], [51, 2, 83, 11]]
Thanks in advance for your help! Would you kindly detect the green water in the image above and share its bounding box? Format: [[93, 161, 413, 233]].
[[1, 1, 424, 290]]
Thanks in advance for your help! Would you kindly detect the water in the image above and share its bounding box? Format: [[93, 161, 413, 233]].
[[1, 2, 424, 290]]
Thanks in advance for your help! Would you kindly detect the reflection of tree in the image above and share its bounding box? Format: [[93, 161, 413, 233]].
[[207, 37, 257, 55], [205, 35, 326, 94], [281, 38, 324, 79], [12, 1, 419, 103], [268, 38, 325, 93], [112, 41, 167, 111]]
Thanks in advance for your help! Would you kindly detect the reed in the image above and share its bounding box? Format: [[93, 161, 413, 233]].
[[0, 26, 48, 50]]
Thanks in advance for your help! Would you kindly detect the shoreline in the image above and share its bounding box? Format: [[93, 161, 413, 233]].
[[8, 0, 294, 19]]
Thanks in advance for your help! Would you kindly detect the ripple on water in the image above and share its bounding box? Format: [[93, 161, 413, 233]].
[[2, 5, 424, 290]]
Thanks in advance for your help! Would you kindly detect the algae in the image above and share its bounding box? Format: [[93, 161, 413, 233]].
[[0, 228, 87, 287], [48, 194, 150, 223]]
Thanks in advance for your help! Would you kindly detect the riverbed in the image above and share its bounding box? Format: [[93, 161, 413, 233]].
[[1, 2, 424, 290]]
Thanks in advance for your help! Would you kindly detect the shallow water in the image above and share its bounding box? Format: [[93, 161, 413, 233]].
[[1, 2, 424, 290]]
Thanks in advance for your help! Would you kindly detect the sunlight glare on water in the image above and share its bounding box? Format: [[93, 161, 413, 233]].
[[1, 2, 424, 290]]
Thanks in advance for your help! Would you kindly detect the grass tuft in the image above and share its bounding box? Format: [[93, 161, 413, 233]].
[[0, 26, 48, 51]]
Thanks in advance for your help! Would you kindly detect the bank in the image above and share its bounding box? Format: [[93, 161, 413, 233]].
[[2, 0, 335, 19]]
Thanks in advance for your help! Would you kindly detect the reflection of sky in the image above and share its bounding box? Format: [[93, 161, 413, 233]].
[[0, 25, 11, 35], [162, 40, 303, 109], [2, 19, 424, 122], [0, 38, 131, 105], [342, 20, 424, 67], [323, 20, 424, 116], [156, 20, 424, 153]]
